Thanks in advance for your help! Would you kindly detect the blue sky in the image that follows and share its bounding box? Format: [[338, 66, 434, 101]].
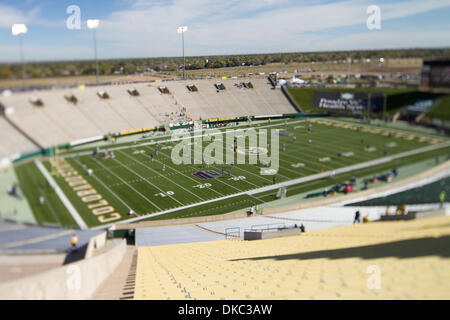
[[1, 0, 450, 62]]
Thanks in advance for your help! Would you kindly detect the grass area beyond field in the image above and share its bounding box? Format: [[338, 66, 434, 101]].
[[426, 95, 450, 121], [14, 161, 78, 228], [287, 87, 447, 117]]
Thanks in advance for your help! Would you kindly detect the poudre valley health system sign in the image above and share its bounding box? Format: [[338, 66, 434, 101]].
[[312, 92, 384, 112]]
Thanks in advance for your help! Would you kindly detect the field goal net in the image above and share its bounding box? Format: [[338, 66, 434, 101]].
[[276, 186, 287, 199]]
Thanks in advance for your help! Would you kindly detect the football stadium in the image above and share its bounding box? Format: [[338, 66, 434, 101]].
[[0, 0, 450, 306]]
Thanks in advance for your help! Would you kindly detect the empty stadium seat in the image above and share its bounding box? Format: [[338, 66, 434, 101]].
[[0, 78, 297, 157], [135, 216, 450, 300]]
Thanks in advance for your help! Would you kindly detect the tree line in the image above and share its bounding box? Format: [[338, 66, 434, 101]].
[[0, 48, 449, 80]]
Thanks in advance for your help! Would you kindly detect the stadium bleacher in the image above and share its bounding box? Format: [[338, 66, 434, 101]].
[[134, 215, 450, 299], [97, 85, 160, 129], [133, 83, 191, 125], [34, 89, 105, 140], [0, 78, 297, 158], [72, 87, 134, 134], [2, 93, 74, 147], [165, 81, 219, 120]]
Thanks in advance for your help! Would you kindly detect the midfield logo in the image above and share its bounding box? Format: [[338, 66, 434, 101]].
[[171, 128, 279, 175], [194, 170, 221, 180]]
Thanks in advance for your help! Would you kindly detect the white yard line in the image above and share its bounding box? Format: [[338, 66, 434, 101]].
[[142, 145, 226, 198], [72, 157, 135, 211], [93, 157, 163, 211], [54, 119, 307, 160], [90, 140, 450, 230], [189, 147, 263, 189], [114, 152, 185, 206], [34, 159, 88, 230], [119, 149, 206, 202], [90, 189, 257, 231], [156, 145, 266, 203]]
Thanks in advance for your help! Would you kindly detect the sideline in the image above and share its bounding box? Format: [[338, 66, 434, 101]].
[[34, 159, 88, 230], [247, 140, 450, 195], [46, 119, 307, 161]]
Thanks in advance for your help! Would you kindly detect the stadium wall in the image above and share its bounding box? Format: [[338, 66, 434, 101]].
[[281, 86, 303, 113], [0, 239, 126, 300], [84, 231, 107, 259]]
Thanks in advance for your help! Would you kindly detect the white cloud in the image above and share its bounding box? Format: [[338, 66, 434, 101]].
[[0, 4, 46, 29], [96, 0, 450, 57], [1, 0, 450, 61], [295, 30, 450, 52], [0, 5, 30, 28]]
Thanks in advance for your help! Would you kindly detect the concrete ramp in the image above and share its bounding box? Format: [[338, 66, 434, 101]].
[[135, 225, 223, 247]]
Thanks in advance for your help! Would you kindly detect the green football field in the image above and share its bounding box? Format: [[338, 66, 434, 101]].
[[14, 118, 450, 229]]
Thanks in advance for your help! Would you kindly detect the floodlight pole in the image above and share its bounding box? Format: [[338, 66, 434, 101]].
[[181, 30, 186, 80], [18, 35, 27, 90], [178, 27, 187, 80], [92, 28, 99, 84]]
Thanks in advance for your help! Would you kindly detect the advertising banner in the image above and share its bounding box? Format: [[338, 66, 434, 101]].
[[312, 91, 384, 112]]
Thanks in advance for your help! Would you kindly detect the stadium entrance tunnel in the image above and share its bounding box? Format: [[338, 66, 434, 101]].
[[158, 86, 170, 94], [242, 81, 254, 89], [29, 96, 44, 106], [96, 90, 110, 99], [187, 84, 198, 92], [214, 83, 226, 91], [127, 88, 140, 96], [108, 228, 135, 245], [64, 93, 78, 105]]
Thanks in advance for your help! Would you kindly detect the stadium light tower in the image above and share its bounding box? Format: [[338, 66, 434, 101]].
[[87, 19, 100, 84], [177, 26, 188, 80], [12, 24, 28, 91]]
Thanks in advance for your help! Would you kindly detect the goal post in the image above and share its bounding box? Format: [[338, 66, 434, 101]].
[[276, 186, 287, 199], [49, 145, 61, 178]]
